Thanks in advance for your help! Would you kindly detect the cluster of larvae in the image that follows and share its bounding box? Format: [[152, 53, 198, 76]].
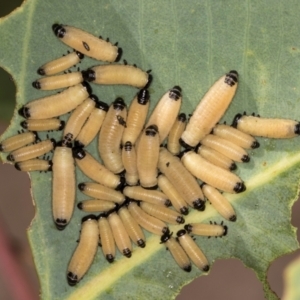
[[1, 24, 300, 287]]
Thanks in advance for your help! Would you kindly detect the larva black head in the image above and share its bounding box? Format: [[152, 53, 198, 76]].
[[160, 231, 173, 244], [145, 124, 159, 136], [176, 229, 186, 237], [117, 169, 126, 176], [144, 184, 159, 190], [178, 149, 191, 159], [77, 202, 83, 210], [234, 182, 246, 193], [223, 225, 228, 236], [230, 162, 237, 171], [193, 199, 205, 211], [32, 80, 41, 89], [48, 160, 53, 171], [184, 224, 192, 233], [58, 120, 65, 131], [113, 97, 126, 110], [55, 218, 67, 230], [67, 271, 78, 286], [137, 239, 146, 248], [179, 138, 194, 150], [183, 265, 192, 273], [50, 138, 57, 148], [180, 206, 189, 216], [14, 162, 21, 171], [123, 248, 132, 258], [18, 106, 30, 119], [81, 70, 96, 82], [164, 199, 172, 207], [106, 254, 115, 263], [72, 147, 86, 159], [178, 113, 186, 122], [52, 24, 66, 38], [116, 176, 126, 191], [124, 141, 133, 151], [81, 81, 92, 95], [82, 214, 97, 223], [137, 89, 150, 105], [96, 100, 109, 111], [202, 265, 210, 272], [231, 113, 243, 128], [78, 182, 86, 191], [224, 70, 239, 86], [229, 215, 237, 222], [74, 140, 85, 148], [294, 122, 300, 135], [33, 131, 40, 141], [169, 86, 182, 100], [162, 226, 170, 235], [20, 120, 28, 129], [37, 68, 45, 76], [7, 154, 14, 162], [97, 212, 108, 220], [75, 51, 84, 59], [176, 216, 185, 224], [144, 73, 153, 89], [194, 143, 202, 153], [115, 47, 123, 62], [241, 155, 250, 163], [200, 182, 206, 188], [251, 140, 260, 149], [89, 94, 99, 103]]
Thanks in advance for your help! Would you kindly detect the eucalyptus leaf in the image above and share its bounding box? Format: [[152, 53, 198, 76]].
[[0, 1, 300, 299]]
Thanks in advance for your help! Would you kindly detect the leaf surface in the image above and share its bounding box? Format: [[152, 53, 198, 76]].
[[0, 1, 300, 299]]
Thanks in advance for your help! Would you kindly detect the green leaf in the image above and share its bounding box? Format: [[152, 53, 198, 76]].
[[0, 0, 300, 299]]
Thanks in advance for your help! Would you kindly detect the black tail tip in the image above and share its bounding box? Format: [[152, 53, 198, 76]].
[[223, 225, 228, 235], [115, 47, 123, 62], [144, 73, 153, 89], [295, 122, 300, 135], [179, 138, 194, 150], [231, 113, 243, 128]]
